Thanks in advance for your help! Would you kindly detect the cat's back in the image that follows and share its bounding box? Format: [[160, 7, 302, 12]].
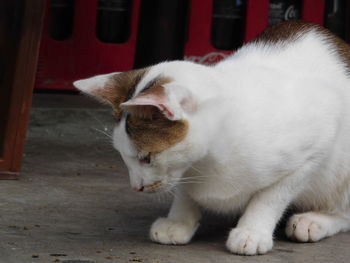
[[218, 21, 350, 80], [209, 22, 350, 182], [254, 20, 348, 52]]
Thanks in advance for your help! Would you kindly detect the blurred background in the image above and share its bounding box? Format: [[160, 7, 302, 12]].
[[36, 0, 349, 91], [1, 0, 350, 177], [1, 0, 350, 182]]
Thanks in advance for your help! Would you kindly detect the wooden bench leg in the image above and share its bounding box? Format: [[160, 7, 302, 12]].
[[0, 0, 46, 179]]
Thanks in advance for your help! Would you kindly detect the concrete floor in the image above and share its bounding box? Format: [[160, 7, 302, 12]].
[[1, 93, 350, 263]]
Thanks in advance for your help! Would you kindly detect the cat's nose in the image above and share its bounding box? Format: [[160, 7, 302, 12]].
[[132, 186, 144, 192]]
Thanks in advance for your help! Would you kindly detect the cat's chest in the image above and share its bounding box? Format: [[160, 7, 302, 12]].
[[183, 177, 252, 213]]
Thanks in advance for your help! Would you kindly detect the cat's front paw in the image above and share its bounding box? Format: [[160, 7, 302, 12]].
[[286, 213, 329, 242], [150, 217, 198, 245], [226, 227, 273, 255]]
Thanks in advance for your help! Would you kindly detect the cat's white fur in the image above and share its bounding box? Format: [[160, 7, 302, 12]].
[[75, 27, 350, 255]]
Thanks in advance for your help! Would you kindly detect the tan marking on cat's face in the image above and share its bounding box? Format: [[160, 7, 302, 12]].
[[143, 180, 162, 192], [125, 81, 189, 154], [93, 68, 148, 121], [126, 114, 189, 154]]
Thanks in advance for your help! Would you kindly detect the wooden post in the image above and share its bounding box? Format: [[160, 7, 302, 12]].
[[0, 0, 46, 179]]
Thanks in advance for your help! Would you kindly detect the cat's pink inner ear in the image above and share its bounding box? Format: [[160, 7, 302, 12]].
[[120, 87, 175, 120]]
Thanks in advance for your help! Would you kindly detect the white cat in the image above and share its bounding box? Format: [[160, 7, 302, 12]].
[[74, 21, 350, 255]]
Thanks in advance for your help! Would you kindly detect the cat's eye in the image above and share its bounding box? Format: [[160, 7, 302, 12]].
[[139, 153, 151, 164]]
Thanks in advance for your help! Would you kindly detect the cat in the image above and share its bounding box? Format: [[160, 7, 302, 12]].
[[74, 21, 350, 255]]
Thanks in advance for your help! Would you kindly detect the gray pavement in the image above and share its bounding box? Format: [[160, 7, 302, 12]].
[[0, 94, 349, 263]]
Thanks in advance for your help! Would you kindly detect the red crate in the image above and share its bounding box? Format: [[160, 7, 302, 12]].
[[36, 0, 325, 90], [184, 0, 325, 65], [35, 0, 141, 90]]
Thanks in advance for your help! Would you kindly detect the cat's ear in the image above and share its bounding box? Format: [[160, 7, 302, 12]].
[[73, 72, 117, 99], [73, 69, 147, 121], [121, 83, 195, 121], [120, 85, 175, 120]]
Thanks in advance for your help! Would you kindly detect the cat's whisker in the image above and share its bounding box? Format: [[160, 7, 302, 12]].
[[189, 165, 204, 174], [167, 187, 179, 199], [174, 176, 208, 184], [172, 178, 205, 183], [92, 127, 113, 139], [87, 110, 112, 127], [86, 111, 113, 140], [163, 182, 179, 196], [165, 182, 177, 190], [181, 174, 208, 179], [168, 179, 206, 186], [182, 174, 209, 179], [177, 181, 205, 185], [177, 177, 207, 182], [153, 191, 165, 204], [173, 181, 205, 185], [165, 189, 176, 199], [157, 191, 166, 202]]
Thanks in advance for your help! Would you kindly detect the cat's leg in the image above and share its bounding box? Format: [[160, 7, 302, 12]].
[[150, 190, 201, 245], [226, 164, 314, 255], [286, 211, 350, 242]]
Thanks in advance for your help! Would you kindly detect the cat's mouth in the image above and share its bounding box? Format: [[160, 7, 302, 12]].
[[143, 181, 163, 193]]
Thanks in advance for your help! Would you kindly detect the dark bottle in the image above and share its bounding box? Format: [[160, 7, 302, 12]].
[[96, 0, 132, 44], [269, 0, 301, 26], [211, 0, 246, 50], [134, 0, 189, 68], [49, 0, 74, 40], [324, 0, 346, 39]]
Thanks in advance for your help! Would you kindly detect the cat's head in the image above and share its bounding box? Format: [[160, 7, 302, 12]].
[[74, 61, 208, 193]]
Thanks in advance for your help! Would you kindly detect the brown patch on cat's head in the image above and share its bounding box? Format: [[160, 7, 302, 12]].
[[126, 114, 189, 154], [123, 78, 189, 154], [106, 69, 148, 121], [83, 68, 148, 121]]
